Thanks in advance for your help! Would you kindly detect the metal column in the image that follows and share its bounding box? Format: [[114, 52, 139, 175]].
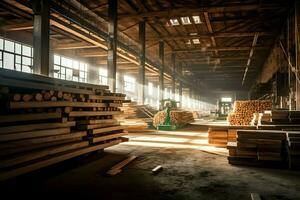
[[31, 0, 50, 76], [159, 41, 164, 109], [171, 52, 176, 100], [138, 21, 146, 104], [107, 0, 118, 92]]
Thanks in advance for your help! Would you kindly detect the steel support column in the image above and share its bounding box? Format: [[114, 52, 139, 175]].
[[159, 41, 164, 109], [171, 52, 176, 100], [31, 0, 50, 75], [107, 0, 118, 92], [138, 21, 146, 104]]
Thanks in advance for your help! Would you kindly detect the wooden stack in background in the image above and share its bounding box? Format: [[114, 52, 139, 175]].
[[287, 132, 300, 170], [116, 102, 157, 133], [0, 68, 127, 181], [227, 100, 272, 126], [227, 130, 287, 167], [153, 110, 194, 128]]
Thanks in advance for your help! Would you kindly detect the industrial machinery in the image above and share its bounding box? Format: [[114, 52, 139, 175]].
[[157, 99, 180, 131]]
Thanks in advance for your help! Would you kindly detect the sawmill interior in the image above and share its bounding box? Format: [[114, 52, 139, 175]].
[[0, 0, 300, 199]]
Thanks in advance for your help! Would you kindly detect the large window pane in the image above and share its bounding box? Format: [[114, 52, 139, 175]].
[[3, 52, 14, 70], [4, 40, 14, 52]]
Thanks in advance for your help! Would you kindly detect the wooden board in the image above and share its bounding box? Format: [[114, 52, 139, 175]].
[[69, 111, 122, 117], [88, 95, 125, 101], [0, 112, 62, 123], [106, 155, 137, 176], [0, 121, 75, 134], [0, 128, 70, 142], [91, 132, 127, 143], [0, 141, 89, 168], [0, 139, 121, 181], [76, 119, 118, 125], [10, 101, 107, 109], [91, 125, 126, 135], [77, 122, 120, 130]]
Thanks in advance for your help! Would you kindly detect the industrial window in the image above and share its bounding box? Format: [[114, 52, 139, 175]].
[[99, 68, 108, 85], [192, 16, 202, 24], [124, 75, 135, 92], [221, 97, 232, 102], [53, 54, 87, 82], [192, 39, 200, 44], [170, 19, 180, 26], [148, 82, 153, 95], [0, 37, 33, 73], [180, 17, 191, 25]]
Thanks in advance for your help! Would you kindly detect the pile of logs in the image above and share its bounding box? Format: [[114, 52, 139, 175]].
[[227, 100, 272, 125], [0, 68, 127, 181], [227, 130, 287, 167], [153, 110, 194, 128]]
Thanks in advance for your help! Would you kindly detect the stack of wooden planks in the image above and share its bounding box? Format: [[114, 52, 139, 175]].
[[0, 68, 127, 181], [227, 130, 287, 167], [287, 132, 300, 170], [116, 102, 157, 133], [208, 126, 256, 147], [227, 100, 272, 126], [153, 110, 194, 128]]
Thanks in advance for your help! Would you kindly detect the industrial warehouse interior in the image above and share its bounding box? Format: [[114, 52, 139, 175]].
[[0, 0, 300, 199]]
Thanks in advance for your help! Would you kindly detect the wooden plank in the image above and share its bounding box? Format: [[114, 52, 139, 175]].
[[91, 132, 126, 143], [0, 139, 121, 181], [152, 165, 163, 174], [0, 131, 86, 148], [0, 112, 61, 123], [77, 122, 120, 130], [0, 121, 75, 134], [10, 101, 107, 109], [76, 119, 118, 125], [91, 125, 126, 135], [0, 128, 70, 142], [88, 95, 125, 101], [0, 76, 94, 95], [69, 111, 122, 117], [0, 141, 89, 168], [106, 155, 137, 176], [109, 103, 123, 107]]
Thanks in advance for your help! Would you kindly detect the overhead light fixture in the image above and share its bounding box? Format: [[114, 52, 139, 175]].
[[180, 17, 191, 25], [170, 19, 180, 26], [192, 16, 202, 24], [190, 32, 198, 36]]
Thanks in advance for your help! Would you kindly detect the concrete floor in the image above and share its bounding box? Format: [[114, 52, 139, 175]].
[[1, 125, 300, 200]]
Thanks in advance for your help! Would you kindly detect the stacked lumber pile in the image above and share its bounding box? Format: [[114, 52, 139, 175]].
[[227, 130, 287, 167], [116, 102, 157, 133], [208, 126, 255, 147], [153, 110, 194, 128], [287, 132, 300, 169], [227, 100, 272, 125], [0, 68, 127, 181]]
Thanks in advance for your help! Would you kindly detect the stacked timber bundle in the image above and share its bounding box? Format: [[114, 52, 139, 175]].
[[287, 132, 300, 170], [116, 102, 157, 133], [271, 110, 290, 123], [0, 68, 127, 181], [227, 100, 272, 126], [152, 110, 194, 128], [208, 126, 256, 147], [227, 129, 287, 167]]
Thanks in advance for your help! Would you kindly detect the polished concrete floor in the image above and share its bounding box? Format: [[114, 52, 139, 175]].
[[1, 125, 300, 200]]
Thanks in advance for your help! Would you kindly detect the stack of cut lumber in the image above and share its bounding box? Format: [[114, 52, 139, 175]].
[[271, 110, 290, 123], [153, 110, 194, 128], [227, 130, 287, 167], [287, 132, 300, 170], [0, 68, 127, 181], [116, 102, 157, 133], [208, 126, 256, 147], [227, 100, 272, 126]]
